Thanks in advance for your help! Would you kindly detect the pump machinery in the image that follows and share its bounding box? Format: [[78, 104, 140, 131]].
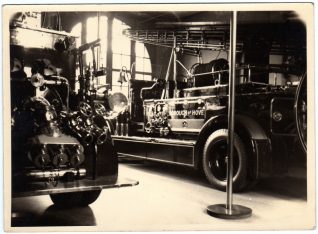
[[10, 14, 138, 207]]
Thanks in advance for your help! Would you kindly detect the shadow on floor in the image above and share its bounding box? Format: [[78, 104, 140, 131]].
[[120, 158, 307, 200], [12, 205, 96, 227], [252, 176, 307, 200]]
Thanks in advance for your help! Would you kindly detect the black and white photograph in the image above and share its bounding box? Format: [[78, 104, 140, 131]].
[[2, 2, 315, 231]]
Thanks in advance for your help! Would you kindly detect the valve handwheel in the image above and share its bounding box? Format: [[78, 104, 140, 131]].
[[94, 103, 107, 116], [79, 102, 93, 117]]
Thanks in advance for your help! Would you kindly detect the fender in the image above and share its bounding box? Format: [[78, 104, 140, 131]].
[[195, 114, 271, 180]]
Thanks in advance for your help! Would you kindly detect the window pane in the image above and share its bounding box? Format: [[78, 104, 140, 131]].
[[135, 57, 144, 72], [122, 55, 131, 68], [99, 16, 108, 68], [143, 58, 152, 73], [135, 73, 152, 81], [113, 18, 130, 37], [135, 73, 144, 80], [113, 54, 131, 70], [112, 71, 120, 85], [99, 46, 107, 69], [113, 54, 122, 69], [112, 19, 131, 54], [71, 22, 82, 46], [99, 16, 108, 41], [113, 37, 131, 54], [86, 17, 98, 43], [84, 16, 108, 69], [143, 75, 152, 81], [96, 75, 107, 85], [136, 41, 144, 57]]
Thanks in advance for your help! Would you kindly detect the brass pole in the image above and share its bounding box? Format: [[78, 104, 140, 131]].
[[226, 10, 237, 212]]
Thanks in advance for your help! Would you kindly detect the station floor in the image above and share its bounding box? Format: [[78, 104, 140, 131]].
[[10, 158, 314, 231]]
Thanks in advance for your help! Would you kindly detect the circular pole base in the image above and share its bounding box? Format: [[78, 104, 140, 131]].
[[207, 204, 252, 219]]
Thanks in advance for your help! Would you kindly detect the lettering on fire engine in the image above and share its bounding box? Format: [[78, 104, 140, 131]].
[[169, 109, 204, 116]]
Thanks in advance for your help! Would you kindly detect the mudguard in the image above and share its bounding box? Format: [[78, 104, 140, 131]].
[[195, 114, 271, 180]]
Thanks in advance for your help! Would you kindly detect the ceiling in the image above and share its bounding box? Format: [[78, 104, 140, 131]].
[[114, 11, 302, 29]]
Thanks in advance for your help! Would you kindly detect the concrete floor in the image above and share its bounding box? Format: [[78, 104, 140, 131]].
[[10, 159, 314, 231]]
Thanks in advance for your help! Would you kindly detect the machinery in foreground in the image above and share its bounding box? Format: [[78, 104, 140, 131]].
[[10, 14, 138, 207]]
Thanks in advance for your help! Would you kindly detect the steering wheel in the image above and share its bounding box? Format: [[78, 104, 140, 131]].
[[79, 102, 93, 117], [94, 103, 107, 116]]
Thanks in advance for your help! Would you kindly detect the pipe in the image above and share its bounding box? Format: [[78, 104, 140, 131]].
[[78, 39, 101, 52], [24, 168, 86, 181], [161, 48, 174, 99], [176, 60, 192, 77], [155, 21, 228, 27], [173, 36, 177, 97], [226, 11, 237, 211]]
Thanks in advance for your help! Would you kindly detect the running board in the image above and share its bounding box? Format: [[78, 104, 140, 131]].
[[112, 135, 196, 166]]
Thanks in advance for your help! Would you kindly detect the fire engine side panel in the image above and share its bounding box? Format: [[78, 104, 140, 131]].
[[113, 136, 195, 166], [143, 96, 226, 134]]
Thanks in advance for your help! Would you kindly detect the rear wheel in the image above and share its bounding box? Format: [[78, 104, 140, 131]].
[[202, 129, 248, 192], [50, 190, 101, 207], [295, 73, 307, 153]]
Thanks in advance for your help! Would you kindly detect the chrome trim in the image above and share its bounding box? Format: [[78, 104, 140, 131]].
[[143, 91, 276, 102], [113, 137, 195, 147], [118, 153, 195, 167], [170, 128, 201, 133], [118, 153, 146, 159], [184, 84, 228, 91]]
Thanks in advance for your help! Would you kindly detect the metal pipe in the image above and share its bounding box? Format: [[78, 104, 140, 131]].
[[24, 168, 86, 181], [156, 21, 228, 27], [176, 60, 192, 77], [173, 36, 177, 97], [226, 11, 237, 212], [161, 48, 174, 99]]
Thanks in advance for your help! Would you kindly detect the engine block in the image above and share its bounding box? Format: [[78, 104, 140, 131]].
[[28, 133, 85, 169]]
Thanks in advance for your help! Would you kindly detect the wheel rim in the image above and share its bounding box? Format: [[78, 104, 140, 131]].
[[295, 73, 307, 153], [207, 139, 240, 181]]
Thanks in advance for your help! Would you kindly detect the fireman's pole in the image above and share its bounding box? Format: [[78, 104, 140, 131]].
[[207, 11, 252, 219]]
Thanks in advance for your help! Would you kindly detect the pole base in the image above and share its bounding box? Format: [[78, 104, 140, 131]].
[[207, 204, 252, 219]]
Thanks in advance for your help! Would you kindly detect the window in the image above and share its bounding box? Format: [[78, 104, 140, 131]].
[[71, 22, 82, 92], [86, 16, 108, 86], [111, 18, 131, 94], [135, 41, 152, 81], [71, 16, 152, 97]]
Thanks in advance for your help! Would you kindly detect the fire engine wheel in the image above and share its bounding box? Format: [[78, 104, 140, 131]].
[[50, 190, 101, 207], [202, 129, 248, 192], [295, 73, 307, 153]]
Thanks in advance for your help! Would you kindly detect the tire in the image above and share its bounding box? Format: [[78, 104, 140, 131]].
[[50, 190, 101, 207], [202, 129, 248, 192], [295, 73, 307, 153]]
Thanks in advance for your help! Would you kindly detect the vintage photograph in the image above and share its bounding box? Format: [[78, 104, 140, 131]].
[[3, 3, 315, 231]]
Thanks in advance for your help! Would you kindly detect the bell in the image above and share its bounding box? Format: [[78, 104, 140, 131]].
[[117, 66, 128, 84]]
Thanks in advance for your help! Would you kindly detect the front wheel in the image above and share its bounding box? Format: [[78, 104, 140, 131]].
[[50, 190, 101, 207], [202, 129, 248, 192]]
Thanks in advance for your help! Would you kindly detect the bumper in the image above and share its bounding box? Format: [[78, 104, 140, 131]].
[[12, 175, 139, 198]]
